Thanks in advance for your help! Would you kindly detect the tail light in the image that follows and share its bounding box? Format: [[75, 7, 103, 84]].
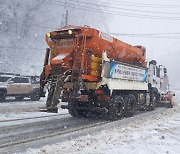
[[96, 89, 103, 95]]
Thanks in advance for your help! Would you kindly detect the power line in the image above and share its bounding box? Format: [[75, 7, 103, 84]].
[[115, 36, 180, 39], [27, 17, 58, 27], [2, 20, 180, 39], [109, 0, 180, 8], [48, 1, 180, 20], [109, 33, 180, 39], [0, 19, 56, 29], [2, 1, 180, 33], [27, 0, 47, 15], [64, 0, 180, 15], [109, 32, 180, 36], [0, 45, 45, 51]]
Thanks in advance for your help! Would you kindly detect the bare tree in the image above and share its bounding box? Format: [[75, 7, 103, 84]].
[[0, 0, 110, 74]]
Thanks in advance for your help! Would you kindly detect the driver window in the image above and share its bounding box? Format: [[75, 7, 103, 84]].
[[10, 77, 20, 83]]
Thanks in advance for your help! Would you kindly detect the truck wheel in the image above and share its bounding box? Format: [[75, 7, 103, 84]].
[[68, 102, 78, 117], [167, 102, 173, 108], [15, 97, 24, 101], [124, 94, 137, 117], [148, 92, 156, 111], [109, 95, 125, 120], [31, 94, 40, 101], [68, 102, 88, 118], [74, 109, 89, 118], [68, 108, 78, 117]]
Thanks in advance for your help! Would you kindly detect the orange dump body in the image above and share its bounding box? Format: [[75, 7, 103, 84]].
[[45, 25, 146, 81]]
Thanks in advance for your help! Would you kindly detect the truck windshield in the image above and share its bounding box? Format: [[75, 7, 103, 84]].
[[0, 76, 11, 82]]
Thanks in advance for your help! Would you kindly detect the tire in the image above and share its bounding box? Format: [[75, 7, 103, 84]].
[[68, 102, 89, 118], [124, 94, 137, 117], [148, 92, 156, 111], [68, 108, 78, 117], [15, 96, 24, 101], [167, 102, 173, 108], [31, 94, 40, 101], [68, 102, 78, 117], [31, 89, 41, 101], [109, 95, 125, 120]]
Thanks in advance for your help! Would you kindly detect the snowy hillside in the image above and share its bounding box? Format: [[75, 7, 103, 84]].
[[0, 0, 110, 75]]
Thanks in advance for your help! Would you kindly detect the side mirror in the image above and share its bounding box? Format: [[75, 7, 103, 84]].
[[9, 81, 14, 84]]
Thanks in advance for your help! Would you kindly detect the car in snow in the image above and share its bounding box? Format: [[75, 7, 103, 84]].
[[0, 75, 41, 101]]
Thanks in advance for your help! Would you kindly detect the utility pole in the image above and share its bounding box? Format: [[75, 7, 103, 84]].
[[65, 0, 68, 26], [65, 9, 68, 26], [60, 0, 68, 27]]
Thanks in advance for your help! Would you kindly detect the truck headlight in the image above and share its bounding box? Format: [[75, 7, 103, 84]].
[[68, 30, 73, 35], [46, 32, 51, 38]]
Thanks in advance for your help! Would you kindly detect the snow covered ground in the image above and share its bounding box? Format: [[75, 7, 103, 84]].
[[0, 97, 67, 120], [21, 90, 180, 154], [1, 91, 180, 154]]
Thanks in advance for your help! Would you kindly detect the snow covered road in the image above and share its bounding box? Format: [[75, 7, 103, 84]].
[[23, 108, 180, 154], [25, 90, 180, 154], [0, 90, 179, 154]]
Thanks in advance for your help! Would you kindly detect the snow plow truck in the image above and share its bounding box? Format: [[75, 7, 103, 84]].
[[40, 25, 174, 120]]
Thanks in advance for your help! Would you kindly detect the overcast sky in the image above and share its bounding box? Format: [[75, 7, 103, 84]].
[[106, 0, 180, 89]]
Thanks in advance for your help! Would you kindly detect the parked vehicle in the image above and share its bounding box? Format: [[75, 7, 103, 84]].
[[0, 75, 41, 101], [40, 25, 174, 120]]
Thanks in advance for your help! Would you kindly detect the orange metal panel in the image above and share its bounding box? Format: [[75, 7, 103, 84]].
[[45, 65, 50, 77], [82, 75, 98, 81], [45, 25, 146, 82]]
